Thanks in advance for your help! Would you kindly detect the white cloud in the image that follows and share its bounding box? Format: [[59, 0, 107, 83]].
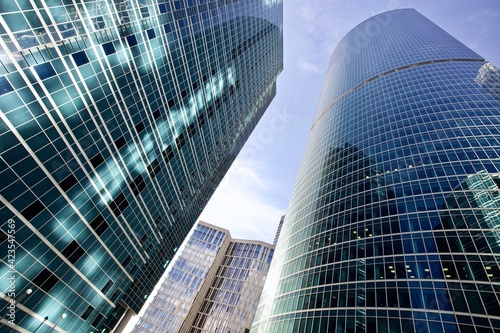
[[199, 158, 285, 244], [467, 10, 500, 21], [298, 60, 322, 74]]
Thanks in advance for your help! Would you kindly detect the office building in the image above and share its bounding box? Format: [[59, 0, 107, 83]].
[[132, 221, 274, 333], [0, 0, 282, 332], [273, 215, 284, 246], [252, 9, 500, 333]]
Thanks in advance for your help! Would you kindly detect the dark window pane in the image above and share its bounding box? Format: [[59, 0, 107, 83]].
[[147, 159, 161, 178], [90, 214, 109, 236], [187, 123, 196, 138], [109, 192, 129, 216], [168, 98, 175, 108], [111, 289, 121, 302], [197, 113, 205, 127], [153, 109, 161, 119], [130, 174, 146, 195], [72, 51, 89, 66], [0, 229, 7, 244], [93, 16, 105, 29], [91, 313, 104, 328], [90, 153, 105, 168], [81, 305, 94, 320], [20, 200, 45, 221], [126, 35, 137, 47], [32, 268, 59, 293], [102, 42, 116, 55], [101, 279, 114, 294], [122, 255, 131, 267], [207, 105, 214, 117], [135, 121, 145, 134], [61, 240, 85, 264], [162, 146, 174, 163], [59, 174, 78, 191], [176, 132, 186, 150], [115, 136, 126, 149], [147, 29, 156, 39]]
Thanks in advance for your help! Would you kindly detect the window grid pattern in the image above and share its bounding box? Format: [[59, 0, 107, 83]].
[[132, 222, 274, 333], [0, 0, 283, 332], [133, 223, 226, 333], [252, 9, 500, 333], [189, 240, 273, 333]]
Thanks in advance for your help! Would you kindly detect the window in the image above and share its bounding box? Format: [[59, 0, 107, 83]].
[[34, 63, 56, 80], [126, 35, 138, 47], [0, 77, 14, 95], [207, 105, 214, 118], [122, 255, 132, 267], [111, 289, 122, 302], [197, 113, 205, 127], [135, 121, 145, 134], [91, 313, 104, 328], [90, 153, 105, 168], [21, 200, 44, 221], [61, 240, 85, 264], [147, 28, 156, 39], [187, 123, 197, 138], [147, 159, 161, 178], [176, 132, 186, 150], [72, 51, 89, 66], [115, 136, 126, 149], [109, 192, 129, 216], [59, 174, 78, 191], [130, 174, 146, 195], [101, 279, 114, 294], [102, 42, 116, 55], [90, 214, 109, 236], [93, 16, 105, 30], [153, 109, 161, 119], [32, 268, 59, 293], [0, 230, 7, 244], [162, 146, 174, 163], [81, 305, 94, 320]]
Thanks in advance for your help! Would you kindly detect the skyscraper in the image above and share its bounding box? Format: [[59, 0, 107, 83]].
[[133, 221, 274, 333], [252, 9, 500, 333], [0, 0, 282, 332]]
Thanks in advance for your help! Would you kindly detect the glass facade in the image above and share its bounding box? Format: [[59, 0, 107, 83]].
[[133, 221, 274, 333], [252, 9, 500, 333], [0, 0, 282, 332]]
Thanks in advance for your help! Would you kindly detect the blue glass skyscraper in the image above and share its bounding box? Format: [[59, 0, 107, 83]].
[[252, 9, 500, 333], [0, 1, 282, 332]]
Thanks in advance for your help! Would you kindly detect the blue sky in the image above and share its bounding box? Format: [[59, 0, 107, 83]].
[[199, 0, 500, 244]]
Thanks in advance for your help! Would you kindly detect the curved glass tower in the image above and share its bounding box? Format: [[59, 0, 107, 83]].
[[252, 9, 500, 333]]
